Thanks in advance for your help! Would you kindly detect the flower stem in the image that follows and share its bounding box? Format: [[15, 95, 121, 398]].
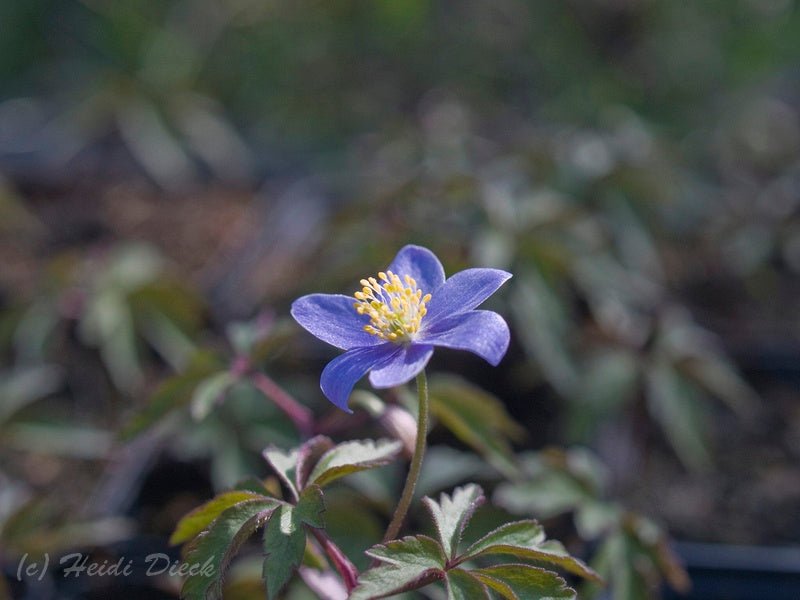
[[250, 371, 314, 438], [311, 529, 359, 592], [382, 370, 429, 542]]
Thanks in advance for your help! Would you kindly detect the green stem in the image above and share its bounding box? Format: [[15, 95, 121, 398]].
[[382, 370, 429, 542]]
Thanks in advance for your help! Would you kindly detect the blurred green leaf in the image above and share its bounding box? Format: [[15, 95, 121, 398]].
[[119, 350, 221, 440], [190, 371, 236, 421], [0, 365, 61, 424], [429, 374, 525, 477], [568, 350, 639, 441], [511, 271, 578, 396], [645, 360, 711, 471]]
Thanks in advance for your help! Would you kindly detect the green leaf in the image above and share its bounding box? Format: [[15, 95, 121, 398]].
[[119, 350, 220, 440], [0, 365, 62, 424], [568, 350, 638, 441], [262, 445, 300, 500], [645, 360, 711, 470], [422, 484, 485, 559], [295, 485, 325, 529], [170, 491, 275, 545], [473, 564, 576, 599], [463, 521, 601, 583], [511, 272, 578, 397], [181, 499, 278, 600], [295, 436, 335, 491], [429, 375, 526, 477], [352, 536, 446, 600], [307, 438, 402, 488], [262, 504, 307, 600], [190, 371, 236, 421], [493, 448, 608, 521], [417, 446, 496, 499], [446, 568, 492, 600], [233, 477, 272, 495]]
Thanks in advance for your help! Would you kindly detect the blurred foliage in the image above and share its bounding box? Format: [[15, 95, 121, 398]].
[[2, 0, 800, 598]]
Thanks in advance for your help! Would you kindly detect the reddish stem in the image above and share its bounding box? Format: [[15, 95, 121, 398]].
[[311, 529, 359, 592], [250, 371, 314, 438]]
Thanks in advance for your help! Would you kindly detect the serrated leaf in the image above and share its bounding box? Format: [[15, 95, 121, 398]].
[[120, 351, 220, 440], [366, 535, 447, 567], [473, 564, 576, 599], [463, 521, 601, 583], [353, 536, 446, 600], [307, 439, 402, 488], [181, 499, 278, 600], [262, 446, 300, 500], [262, 504, 307, 599], [296, 485, 325, 529], [446, 568, 492, 600], [190, 372, 236, 421], [295, 436, 335, 491], [422, 484, 486, 559], [350, 564, 442, 600], [429, 375, 526, 477], [170, 491, 275, 545]]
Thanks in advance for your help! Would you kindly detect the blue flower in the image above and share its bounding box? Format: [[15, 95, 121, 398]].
[[291, 245, 512, 412]]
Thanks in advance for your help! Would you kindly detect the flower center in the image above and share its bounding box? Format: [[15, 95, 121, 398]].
[[353, 271, 432, 343]]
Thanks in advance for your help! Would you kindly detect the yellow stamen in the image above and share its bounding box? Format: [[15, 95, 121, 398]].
[[352, 270, 431, 343]]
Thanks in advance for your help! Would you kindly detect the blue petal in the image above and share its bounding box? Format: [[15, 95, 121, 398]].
[[368, 344, 434, 388], [321, 345, 400, 411], [291, 294, 381, 350], [386, 245, 446, 294], [424, 268, 512, 324], [422, 310, 510, 366]]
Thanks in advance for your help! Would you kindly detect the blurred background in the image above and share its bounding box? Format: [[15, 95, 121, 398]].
[[1, 0, 800, 598]]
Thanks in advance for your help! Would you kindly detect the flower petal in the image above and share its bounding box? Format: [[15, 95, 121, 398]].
[[386, 245, 446, 293], [422, 310, 510, 366], [368, 344, 434, 389], [424, 268, 512, 324], [291, 294, 381, 350], [321, 345, 400, 412]]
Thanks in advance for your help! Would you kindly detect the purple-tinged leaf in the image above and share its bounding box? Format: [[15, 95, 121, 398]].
[[262, 446, 300, 501], [181, 499, 278, 600], [472, 564, 576, 599], [462, 520, 601, 583], [422, 484, 486, 559], [296, 485, 325, 529], [296, 436, 335, 491], [445, 568, 492, 600], [308, 439, 402, 488], [352, 535, 446, 600]]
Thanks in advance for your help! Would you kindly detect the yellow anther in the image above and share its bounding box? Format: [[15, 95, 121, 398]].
[[353, 270, 432, 343]]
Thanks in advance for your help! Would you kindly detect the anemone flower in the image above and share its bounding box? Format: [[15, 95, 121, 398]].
[[291, 245, 511, 411]]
